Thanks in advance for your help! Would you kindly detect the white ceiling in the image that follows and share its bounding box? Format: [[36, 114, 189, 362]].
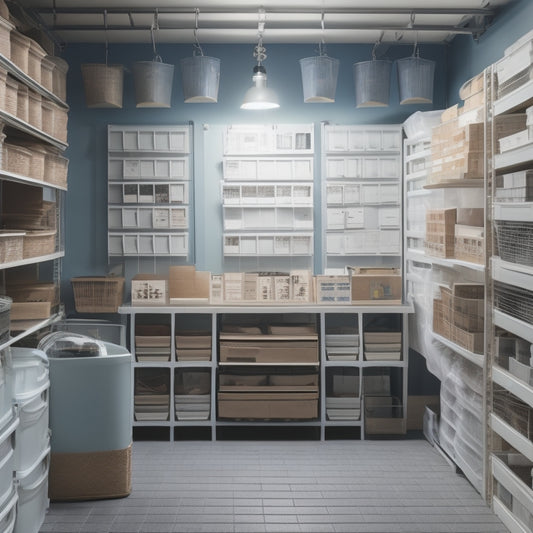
[[12, 0, 513, 45]]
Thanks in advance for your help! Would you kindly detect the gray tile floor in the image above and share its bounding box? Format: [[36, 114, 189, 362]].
[[40, 439, 508, 533]]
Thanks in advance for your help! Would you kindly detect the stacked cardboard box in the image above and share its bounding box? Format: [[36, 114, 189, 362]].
[[325, 328, 359, 361], [175, 369, 211, 421], [175, 331, 211, 361], [454, 208, 485, 265], [424, 208, 456, 258], [134, 369, 169, 421], [135, 324, 171, 362], [496, 29, 533, 99], [364, 331, 402, 361]]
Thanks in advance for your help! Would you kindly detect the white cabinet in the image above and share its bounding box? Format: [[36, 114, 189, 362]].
[[107, 125, 192, 259], [119, 303, 412, 441], [322, 124, 403, 272], [221, 125, 315, 269]]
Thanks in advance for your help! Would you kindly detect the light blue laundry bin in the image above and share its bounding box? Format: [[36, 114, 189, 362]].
[[38, 332, 132, 501]]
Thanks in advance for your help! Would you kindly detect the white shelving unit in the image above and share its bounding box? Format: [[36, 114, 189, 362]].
[[119, 303, 412, 441], [107, 124, 192, 259], [221, 124, 315, 269], [322, 124, 403, 271], [488, 53, 533, 530]]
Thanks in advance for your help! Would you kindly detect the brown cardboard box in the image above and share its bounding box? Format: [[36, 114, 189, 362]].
[[456, 208, 484, 227], [169, 266, 210, 302], [364, 395, 406, 435], [407, 395, 440, 431], [10, 301, 51, 320], [131, 274, 168, 305], [350, 267, 402, 304], [219, 336, 319, 363], [217, 392, 319, 419]]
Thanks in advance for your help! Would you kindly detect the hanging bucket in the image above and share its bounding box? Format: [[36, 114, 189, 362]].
[[353, 59, 392, 107], [180, 55, 220, 103], [133, 59, 174, 108], [299, 55, 339, 103], [81, 64, 124, 109], [397, 56, 435, 105]]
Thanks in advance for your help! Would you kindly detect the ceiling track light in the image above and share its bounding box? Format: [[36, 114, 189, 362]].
[[241, 8, 279, 110]]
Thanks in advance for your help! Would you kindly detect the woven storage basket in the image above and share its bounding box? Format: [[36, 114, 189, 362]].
[[0, 230, 25, 263], [49, 444, 132, 501], [16, 82, 28, 122], [0, 67, 7, 110], [0, 17, 12, 60], [47, 55, 68, 101], [40, 99, 54, 137], [25, 142, 47, 181], [44, 147, 68, 188], [7, 282, 58, 304], [71, 276, 125, 313], [81, 63, 124, 108], [22, 229, 56, 258], [2, 142, 32, 176], [40, 56, 55, 92], [27, 39, 46, 83], [52, 102, 68, 142], [28, 89, 42, 130], [10, 31, 31, 73], [3, 200, 56, 230], [4, 75, 17, 116]]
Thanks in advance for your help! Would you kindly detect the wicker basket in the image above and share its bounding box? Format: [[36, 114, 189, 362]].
[[0, 17, 12, 60], [52, 102, 68, 143], [22, 229, 56, 258], [4, 75, 17, 116], [26, 142, 47, 181], [27, 39, 46, 83], [2, 142, 32, 176], [47, 55, 68, 101], [81, 63, 124, 109], [16, 82, 28, 122], [7, 282, 59, 304], [0, 230, 25, 263], [3, 201, 56, 230], [28, 90, 42, 130], [44, 147, 68, 188], [71, 276, 125, 313], [40, 56, 55, 93], [10, 31, 31, 74], [40, 99, 54, 137]]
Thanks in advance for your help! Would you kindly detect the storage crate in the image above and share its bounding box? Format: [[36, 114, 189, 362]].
[[52, 102, 68, 143], [2, 142, 32, 176], [47, 55, 68, 101], [494, 282, 533, 326], [455, 225, 484, 264], [364, 395, 406, 435], [71, 276, 125, 313], [43, 148, 68, 189], [0, 230, 24, 263], [494, 220, 533, 267], [424, 208, 456, 258], [22, 230, 56, 258]]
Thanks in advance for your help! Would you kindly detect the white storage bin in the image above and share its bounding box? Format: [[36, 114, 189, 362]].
[[0, 350, 13, 430], [0, 487, 17, 533], [9, 348, 48, 404], [14, 390, 49, 474], [0, 414, 18, 508], [14, 446, 49, 533]]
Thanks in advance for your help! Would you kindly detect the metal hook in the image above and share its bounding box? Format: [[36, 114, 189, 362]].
[[318, 11, 326, 56], [254, 8, 267, 64], [193, 8, 204, 56], [372, 31, 384, 60], [150, 10, 161, 61]]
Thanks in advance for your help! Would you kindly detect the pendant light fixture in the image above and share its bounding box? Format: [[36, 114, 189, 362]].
[[299, 12, 339, 103], [180, 9, 220, 103], [241, 9, 279, 110]]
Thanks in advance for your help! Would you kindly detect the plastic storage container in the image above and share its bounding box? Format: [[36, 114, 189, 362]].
[[0, 415, 18, 510], [0, 488, 17, 533], [38, 332, 132, 500], [10, 348, 49, 474], [0, 348, 13, 429], [180, 55, 220, 103]]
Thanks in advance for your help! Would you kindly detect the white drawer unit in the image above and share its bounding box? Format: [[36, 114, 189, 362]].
[[221, 124, 315, 265], [107, 125, 192, 259]]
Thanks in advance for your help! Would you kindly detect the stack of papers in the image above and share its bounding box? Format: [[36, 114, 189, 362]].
[[326, 331, 359, 361], [134, 394, 170, 421], [326, 396, 361, 420], [135, 335, 171, 362]]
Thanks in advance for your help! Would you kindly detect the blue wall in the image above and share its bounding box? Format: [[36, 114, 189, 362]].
[[447, 0, 533, 104], [61, 42, 448, 312]]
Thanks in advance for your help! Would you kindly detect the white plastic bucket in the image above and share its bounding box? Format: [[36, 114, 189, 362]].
[[10, 348, 48, 404], [0, 415, 18, 508], [0, 488, 17, 533], [0, 350, 13, 428], [14, 390, 49, 474], [180, 55, 220, 103], [353, 59, 392, 107], [133, 60, 174, 108], [397, 56, 435, 105], [14, 446, 50, 533], [299, 55, 339, 103]]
